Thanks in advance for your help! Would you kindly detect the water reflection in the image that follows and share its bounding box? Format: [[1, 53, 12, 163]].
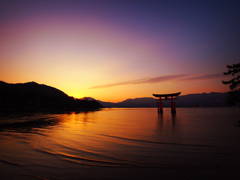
[[0, 108, 240, 180], [0, 113, 60, 133], [0, 110, 99, 133], [83, 112, 89, 123], [172, 113, 176, 126], [157, 112, 177, 132]]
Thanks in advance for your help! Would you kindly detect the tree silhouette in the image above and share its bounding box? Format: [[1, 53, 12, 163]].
[[222, 63, 240, 106]]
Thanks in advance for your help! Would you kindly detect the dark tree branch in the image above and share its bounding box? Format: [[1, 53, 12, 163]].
[[222, 63, 240, 105], [223, 63, 240, 76]]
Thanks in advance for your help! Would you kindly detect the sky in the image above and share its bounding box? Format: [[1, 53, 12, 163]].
[[0, 0, 239, 102]]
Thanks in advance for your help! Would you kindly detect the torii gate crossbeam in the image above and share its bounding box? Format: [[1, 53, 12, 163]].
[[153, 92, 181, 114]]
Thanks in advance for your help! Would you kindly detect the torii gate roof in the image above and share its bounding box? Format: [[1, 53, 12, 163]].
[[152, 92, 181, 98]]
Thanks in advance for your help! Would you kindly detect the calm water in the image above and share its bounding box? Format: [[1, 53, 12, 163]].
[[0, 108, 239, 180]]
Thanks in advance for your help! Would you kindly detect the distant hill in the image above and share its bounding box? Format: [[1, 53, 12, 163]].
[[177, 92, 228, 107], [97, 92, 229, 108], [0, 81, 103, 111]]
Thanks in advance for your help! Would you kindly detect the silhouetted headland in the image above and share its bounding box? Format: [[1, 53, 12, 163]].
[[0, 81, 103, 112]]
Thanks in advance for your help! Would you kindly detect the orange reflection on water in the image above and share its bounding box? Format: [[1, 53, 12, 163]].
[[42, 109, 162, 158], [1, 107, 240, 180]]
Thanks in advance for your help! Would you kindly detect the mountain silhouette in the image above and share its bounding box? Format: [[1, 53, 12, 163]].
[[97, 92, 229, 108], [0, 81, 103, 111]]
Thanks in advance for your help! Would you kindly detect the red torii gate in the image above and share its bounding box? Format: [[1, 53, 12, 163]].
[[153, 92, 181, 114]]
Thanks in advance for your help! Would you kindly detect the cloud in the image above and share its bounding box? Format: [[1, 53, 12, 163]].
[[89, 73, 224, 89], [89, 74, 187, 89], [180, 73, 224, 81]]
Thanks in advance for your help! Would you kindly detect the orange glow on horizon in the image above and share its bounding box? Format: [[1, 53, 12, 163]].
[[0, 8, 231, 103]]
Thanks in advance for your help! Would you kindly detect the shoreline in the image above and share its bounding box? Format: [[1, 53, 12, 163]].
[[0, 107, 103, 114]]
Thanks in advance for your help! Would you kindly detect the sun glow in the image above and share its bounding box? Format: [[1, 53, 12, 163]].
[[0, 1, 235, 102]]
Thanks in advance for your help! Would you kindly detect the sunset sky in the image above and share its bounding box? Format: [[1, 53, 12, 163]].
[[0, 0, 239, 102]]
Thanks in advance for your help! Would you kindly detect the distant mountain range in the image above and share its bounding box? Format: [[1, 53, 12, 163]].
[[97, 92, 229, 108], [0, 81, 230, 110], [0, 81, 103, 111]]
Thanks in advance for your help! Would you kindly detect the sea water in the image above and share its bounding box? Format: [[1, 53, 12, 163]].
[[0, 107, 239, 180]]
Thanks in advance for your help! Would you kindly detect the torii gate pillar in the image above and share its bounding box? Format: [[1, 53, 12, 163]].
[[170, 97, 176, 114], [157, 97, 163, 113]]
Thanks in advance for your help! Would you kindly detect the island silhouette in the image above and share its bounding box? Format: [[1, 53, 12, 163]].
[[0, 81, 103, 112]]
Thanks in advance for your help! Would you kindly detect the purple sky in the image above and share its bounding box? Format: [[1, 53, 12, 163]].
[[0, 0, 239, 102]]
